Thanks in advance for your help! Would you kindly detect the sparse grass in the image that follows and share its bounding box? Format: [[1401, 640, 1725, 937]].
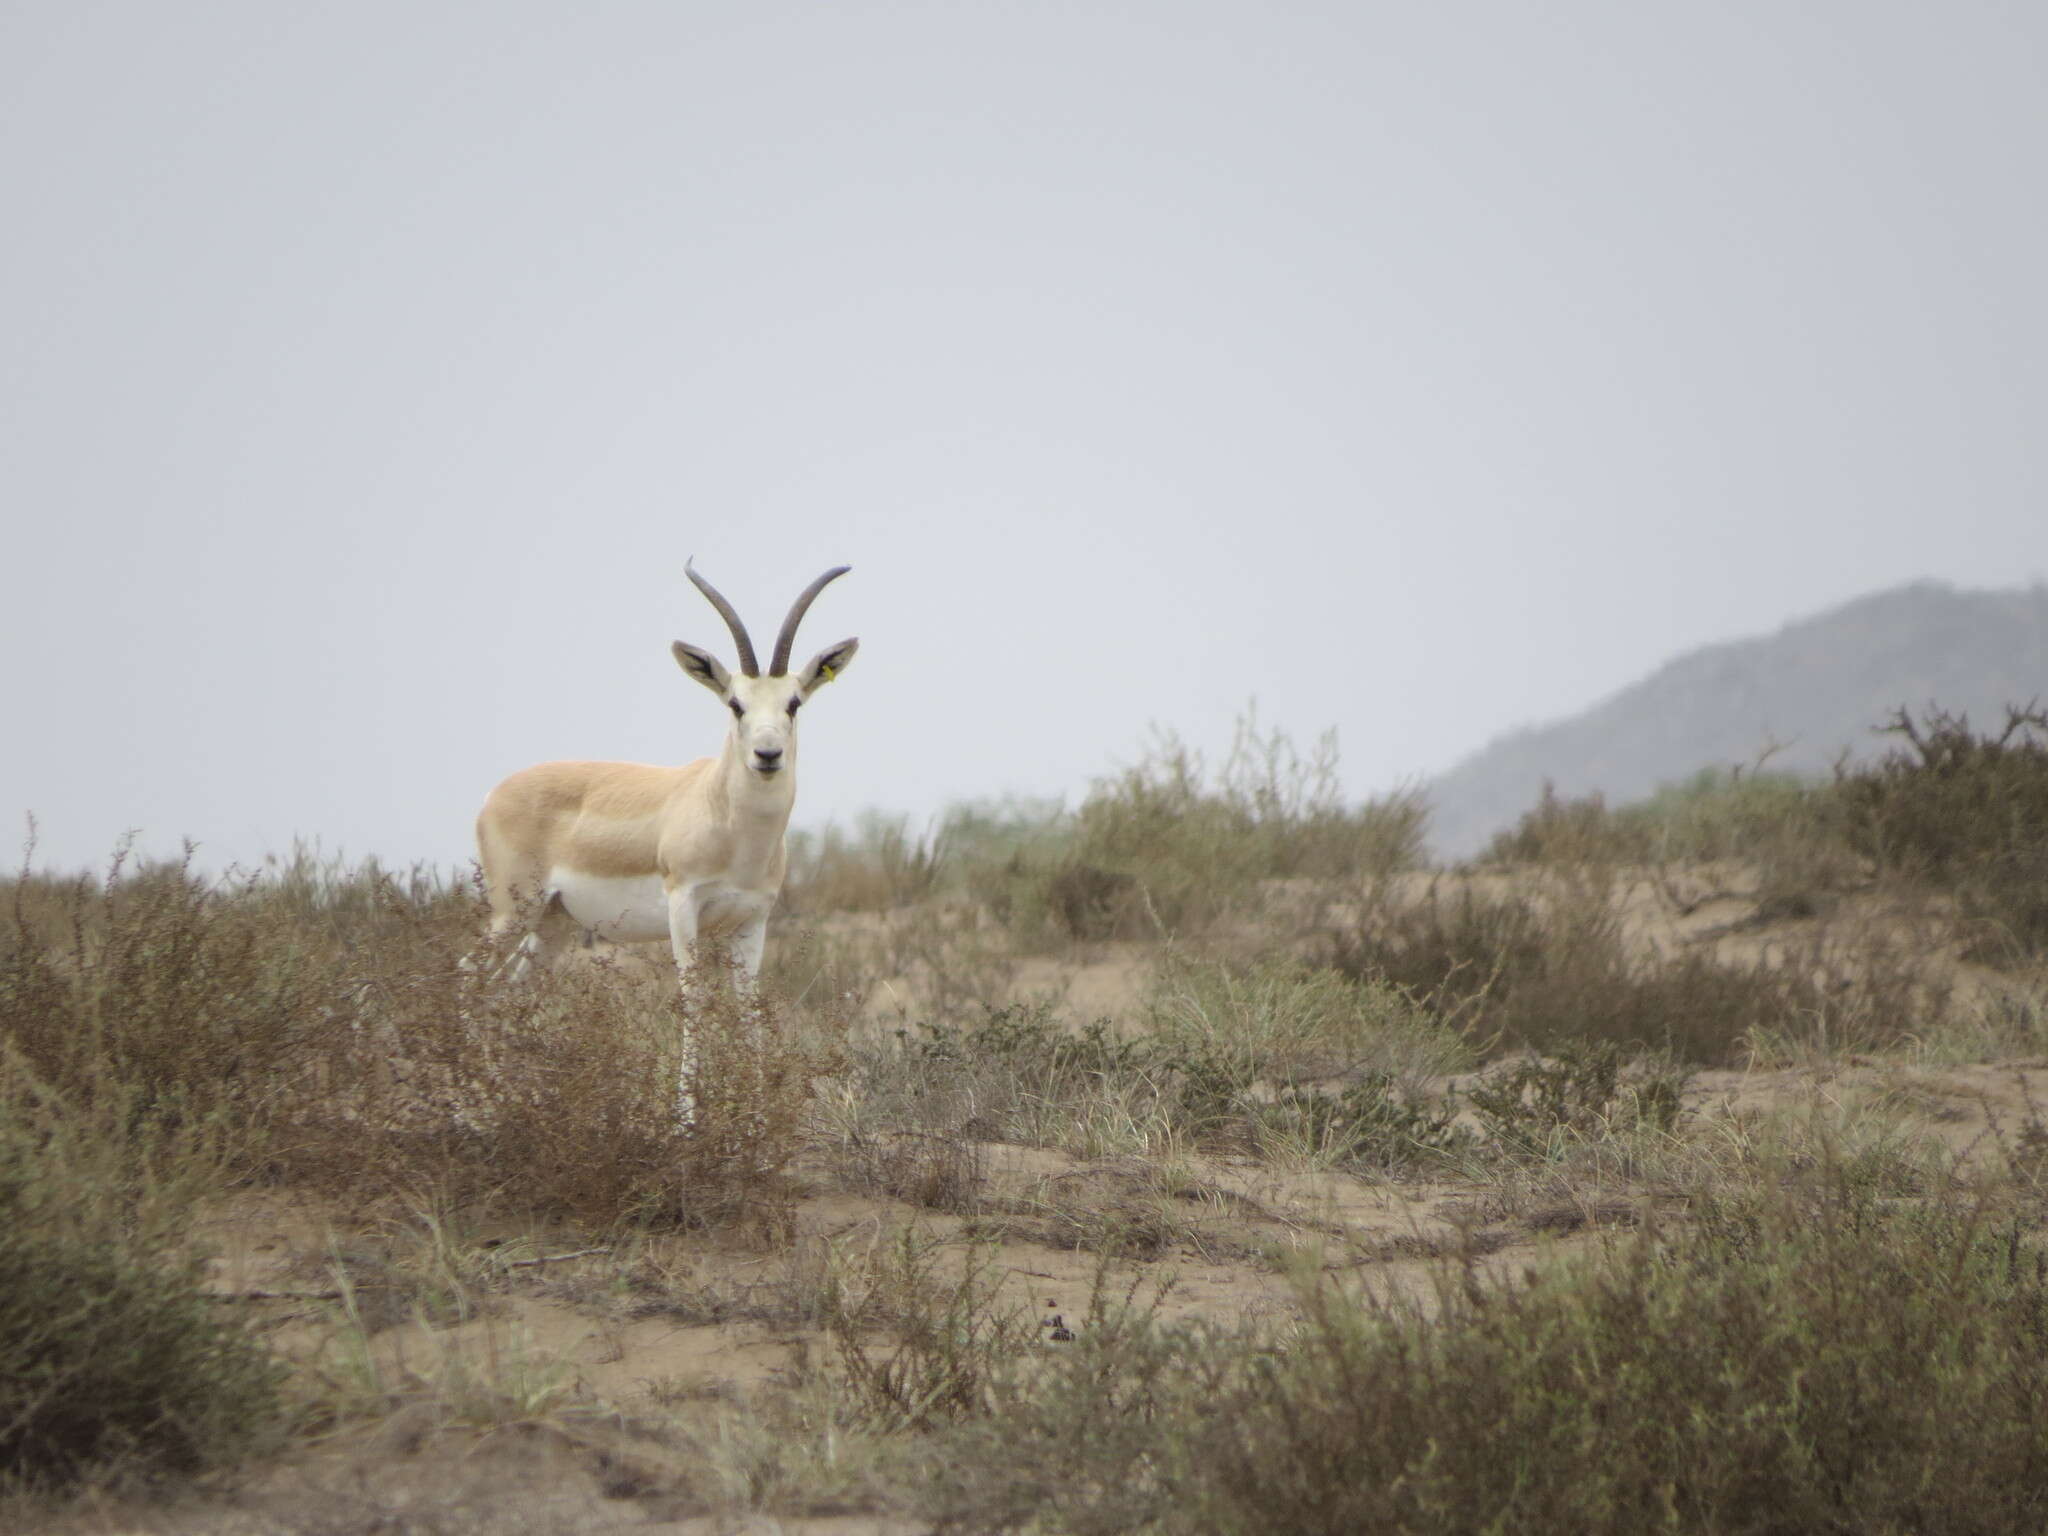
[[1144, 949, 1468, 1090]]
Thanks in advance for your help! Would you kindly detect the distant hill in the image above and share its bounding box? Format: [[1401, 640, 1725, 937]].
[[1425, 580, 2048, 861]]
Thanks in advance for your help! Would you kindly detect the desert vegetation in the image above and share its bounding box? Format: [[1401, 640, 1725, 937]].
[[4, 704, 2048, 1532]]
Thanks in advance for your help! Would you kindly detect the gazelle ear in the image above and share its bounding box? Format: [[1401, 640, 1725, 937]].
[[671, 641, 731, 696], [797, 638, 858, 692]]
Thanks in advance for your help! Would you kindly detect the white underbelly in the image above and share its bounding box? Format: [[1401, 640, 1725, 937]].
[[549, 871, 670, 944]]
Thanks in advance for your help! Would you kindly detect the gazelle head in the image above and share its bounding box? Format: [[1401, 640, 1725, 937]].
[[671, 562, 859, 780]]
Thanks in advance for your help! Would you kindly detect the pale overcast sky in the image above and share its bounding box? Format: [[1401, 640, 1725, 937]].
[[5, 2, 2045, 873]]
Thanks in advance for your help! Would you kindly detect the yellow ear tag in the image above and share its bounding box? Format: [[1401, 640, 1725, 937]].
[[821, 664, 836, 682]]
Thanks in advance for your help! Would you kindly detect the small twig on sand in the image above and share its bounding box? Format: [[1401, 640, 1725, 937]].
[[504, 1246, 612, 1269]]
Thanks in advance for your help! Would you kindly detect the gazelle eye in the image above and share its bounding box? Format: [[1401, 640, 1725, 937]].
[[728, 699, 744, 720]]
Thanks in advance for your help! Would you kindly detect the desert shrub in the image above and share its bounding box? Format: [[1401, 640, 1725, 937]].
[[783, 798, 1073, 919], [1484, 782, 1653, 865], [1143, 951, 1466, 1094], [848, 1003, 1176, 1163], [1486, 771, 1859, 905], [1250, 1075, 1470, 1169], [294, 934, 845, 1227], [785, 714, 1424, 942], [1620, 766, 1844, 868], [824, 1233, 1042, 1431], [783, 811, 950, 914], [0, 845, 844, 1230], [921, 1181, 2048, 1535], [1190, 1191, 2048, 1535], [0, 848, 338, 1141], [1464, 1040, 1686, 1154], [982, 712, 1425, 943], [1832, 703, 2048, 962], [846, 962, 1467, 1168], [1325, 874, 1937, 1064], [0, 1061, 286, 1490]]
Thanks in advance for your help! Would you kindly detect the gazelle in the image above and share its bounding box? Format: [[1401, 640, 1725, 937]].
[[474, 562, 857, 992]]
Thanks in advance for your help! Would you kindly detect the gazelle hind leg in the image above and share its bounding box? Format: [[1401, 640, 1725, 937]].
[[495, 892, 576, 981]]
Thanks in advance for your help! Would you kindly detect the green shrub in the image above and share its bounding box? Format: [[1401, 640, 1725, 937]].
[[1465, 1040, 1686, 1154], [1484, 781, 1653, 864], [1621, 766, 1841, 867], [1143, 951, 1467, 1090], [848, 962, 1468, 1169], [1191, 1194, 2048, 1535], [980, 711, 1425, 942], [1250, 1075, 1470, 1169], [1325, 874, 1937, 1064], [921, 1180, 2048, 1534], [1833, 704, 2048, 962], [0, 1064, 285, 1490], [1485, 770, 1859, 909]]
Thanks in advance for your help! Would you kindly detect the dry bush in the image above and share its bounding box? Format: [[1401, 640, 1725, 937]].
[[918, 1180, 2048, 1535], [838, 963, 1472, 1173], [865, 903, 1027, 1020], [1834, 703, 2048, 963], [287, 936, 845, 1228], [783, 798, 1068, 919], [1324, 873, 1943, 1064], [962, 1161, 1219, 1260], [822, 1233, 1041, 1432], [0, 1056, 286, 1491], [1188, 1192, 2048, 1535], [0, 845, 845, 1230], [836, 1003, 1164, 1166], [782, 812, 949, 914], [1482, 703, 2048, 970], [975, 711, 1425, 944], [1485, 769, 1862, 911], [1, 849, 335, 1140], [1144, 950, 1466, 1088], [1483, 781, 1653, 865], [840, 1123, 990, 1213], [1463, 1040, 1687, 1155]]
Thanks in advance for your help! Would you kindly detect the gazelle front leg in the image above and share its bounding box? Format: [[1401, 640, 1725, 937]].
[[666, 881, 703, 979], [667, 881, 703, 1127], [729, 904, 769, 992]]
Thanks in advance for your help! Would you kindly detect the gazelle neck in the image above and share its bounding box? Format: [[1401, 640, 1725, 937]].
[[714, 730, 797, 825]]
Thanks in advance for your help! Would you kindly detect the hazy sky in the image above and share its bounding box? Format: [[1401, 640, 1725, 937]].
[[5, 1, 2045, 874]]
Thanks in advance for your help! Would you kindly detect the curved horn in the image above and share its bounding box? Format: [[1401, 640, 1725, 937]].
[[685, 559, 759, 677], [770, 565, 851, 676]]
